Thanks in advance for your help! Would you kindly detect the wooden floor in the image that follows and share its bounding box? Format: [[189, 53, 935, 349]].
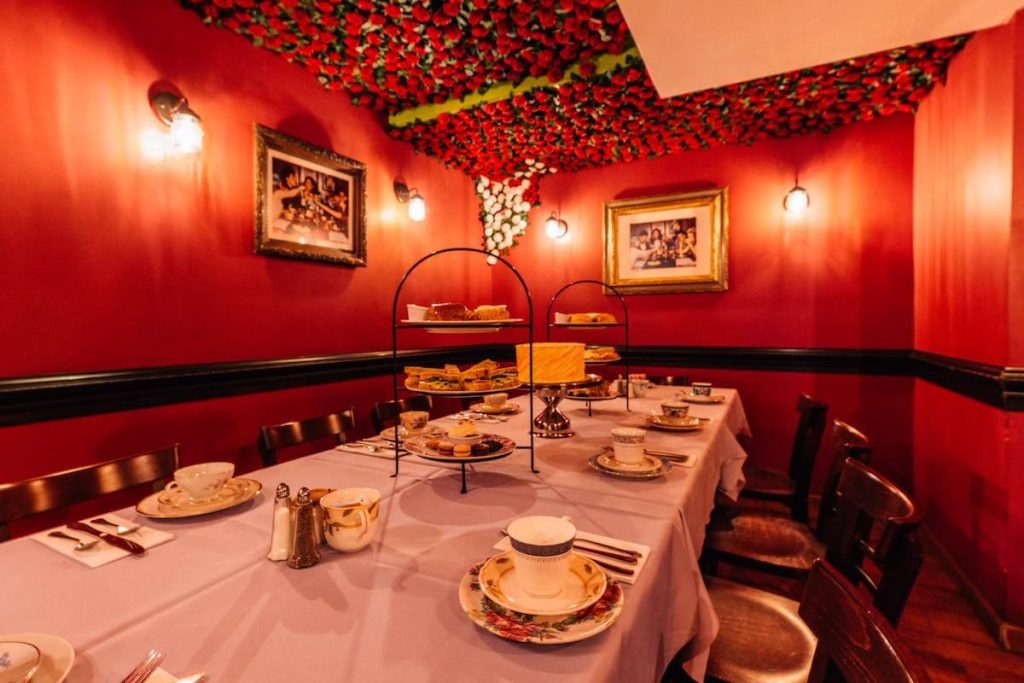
[[713, 541, 1024, 682]]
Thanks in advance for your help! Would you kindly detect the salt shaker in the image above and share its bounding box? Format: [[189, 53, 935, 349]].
[[287, 487, 321, 569], [266, 483, 292, 561]]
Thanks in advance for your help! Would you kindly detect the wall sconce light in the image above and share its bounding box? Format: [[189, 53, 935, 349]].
[[147, 90, 204, 155], [394, 180, 426, 222], [544, 211, 569, 239], [783, 185, 809, 214]]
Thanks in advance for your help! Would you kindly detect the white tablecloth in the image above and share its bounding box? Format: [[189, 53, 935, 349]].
[[0, 387, 748, 682]]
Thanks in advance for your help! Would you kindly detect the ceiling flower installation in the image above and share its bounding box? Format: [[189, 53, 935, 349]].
[[183, 1, 969, 254]]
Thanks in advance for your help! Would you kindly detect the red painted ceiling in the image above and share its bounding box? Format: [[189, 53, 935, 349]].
[[182, 1, 968, 179]]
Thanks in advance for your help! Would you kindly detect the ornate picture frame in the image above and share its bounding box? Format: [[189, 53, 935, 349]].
[[254, 124, 367, 267], [603, 187, 729, 293]]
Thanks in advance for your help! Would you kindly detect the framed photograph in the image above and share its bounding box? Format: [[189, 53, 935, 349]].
[[254, 124, 367, 266], [603, 188, 728, 293]]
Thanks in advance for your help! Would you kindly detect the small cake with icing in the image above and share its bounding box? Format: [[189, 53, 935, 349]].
[[516, 343, 586, 384]]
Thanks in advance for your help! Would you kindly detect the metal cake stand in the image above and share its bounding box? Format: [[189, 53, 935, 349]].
[[526, 374, 602, 438]]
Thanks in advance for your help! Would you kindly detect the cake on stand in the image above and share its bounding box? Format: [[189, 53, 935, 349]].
[[517, 342, 599, 439]]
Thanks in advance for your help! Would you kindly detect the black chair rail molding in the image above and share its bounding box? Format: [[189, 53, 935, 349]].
[[0, 346, 1021, 427]]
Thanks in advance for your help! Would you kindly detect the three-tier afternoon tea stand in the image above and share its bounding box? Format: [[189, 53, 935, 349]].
[[390, 247, 536, 494], [546, 279, 632, 416]]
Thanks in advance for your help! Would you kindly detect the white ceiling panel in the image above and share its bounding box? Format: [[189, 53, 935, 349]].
[[619, 0, 1024, 97]]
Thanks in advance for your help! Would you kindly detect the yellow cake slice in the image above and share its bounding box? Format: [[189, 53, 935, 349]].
[[515, 343, 586, 384]]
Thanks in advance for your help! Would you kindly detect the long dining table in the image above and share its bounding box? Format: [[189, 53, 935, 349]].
[[2, 386, 749, 682]]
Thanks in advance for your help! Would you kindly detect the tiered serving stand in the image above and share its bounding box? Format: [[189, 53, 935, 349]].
[[546, 279, 632, 419], [390, 247, 536, 494]]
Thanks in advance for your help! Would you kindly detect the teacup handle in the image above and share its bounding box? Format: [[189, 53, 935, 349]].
[[164, 481, 180, 492], [354, 508, 370, 540]]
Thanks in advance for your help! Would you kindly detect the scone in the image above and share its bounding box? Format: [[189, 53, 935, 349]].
[[473, 304, 510, 321], [425, 303, 470, 321]]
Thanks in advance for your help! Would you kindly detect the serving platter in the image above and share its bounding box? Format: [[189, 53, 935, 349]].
[[468, 402, 521, 415], [478, 551, 607, 616], [407, 383, 522, 397], [459, 562, 624, 644], [563, 392, 621, 402], [403, 434, 516, 464], [136, 478, 263, 518], [400, 319, 524, 334]]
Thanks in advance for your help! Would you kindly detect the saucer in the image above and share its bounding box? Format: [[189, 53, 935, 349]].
[[136, 478, 262, 518], [459, 562, 624, 644], [478, 551, 606, 616], [469, 402, 521, 415], [0, 633, 74, 683], [596, 451, 663, 474], [588, 453, 673, 480], [646, 415, 703, 432], [677, 392, 726, 404]]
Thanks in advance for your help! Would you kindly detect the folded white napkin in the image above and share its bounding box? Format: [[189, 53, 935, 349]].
[[31, 513, 174, 568], [493, 528, 650, 585]]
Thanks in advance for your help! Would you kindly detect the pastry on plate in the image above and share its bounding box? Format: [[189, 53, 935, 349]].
[[419, 371, 462, 392], [462, 378, 493, 391], [584, 346, 620, 361], [425, 303, 471, 321], [490, 366, 520, 389], [473, 304, 510, 321], [568, 312, 617, 324]]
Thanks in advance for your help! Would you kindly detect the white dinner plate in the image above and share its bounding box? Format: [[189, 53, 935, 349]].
[[0, 634, 74, 683], [400, 319, 524, 334], [596, 451, 663, 474]]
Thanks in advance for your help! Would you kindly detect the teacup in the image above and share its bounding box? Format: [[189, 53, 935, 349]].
[[660, 400, 690, 423], [484, 392, 509, 408], [611, 427, 646, 464], [320, 488, 381, 553], [692, 382, 713, 396], [399, 410, 429, 432], [165, 462, 234, 502], [507, 516, 576, 598], [406, 304, 428, 321]]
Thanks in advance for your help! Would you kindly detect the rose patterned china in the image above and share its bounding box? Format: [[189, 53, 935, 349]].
[[645, 415, 703, 432], [136, 478, 262, 518], [0, 634, 74, 683], [596, 450, 663, 475], [0, 641, 40, 683], [588, 453, 674, 480], [459, 563, 624, 645], [677, 391, 726, 404], [478, 551, 607, 616]]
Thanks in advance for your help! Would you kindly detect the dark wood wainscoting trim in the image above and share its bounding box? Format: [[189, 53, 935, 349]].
[[1, 345, 1021, 427]]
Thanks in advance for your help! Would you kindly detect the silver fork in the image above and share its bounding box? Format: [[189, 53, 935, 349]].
[[122, 649, 165, 683], [48, 530, 99, 551]]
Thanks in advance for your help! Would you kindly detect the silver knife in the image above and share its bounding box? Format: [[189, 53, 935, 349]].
[[68, 521, 145, 555]]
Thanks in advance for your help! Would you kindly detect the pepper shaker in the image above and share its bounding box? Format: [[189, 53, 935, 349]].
[[266, 483, 292, 561], [287, 487, 321, 569]]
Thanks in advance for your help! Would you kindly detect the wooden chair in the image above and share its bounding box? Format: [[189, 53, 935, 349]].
[[799, 560, 931, 683], [741, 394, 828, 523], [0, 445, 179, 541], [702, 420, 872, 578], [258, 410, 355, 467], [705, 459, 924, 683], [646, 375, 691, 387], [370, 396, 432, 434]]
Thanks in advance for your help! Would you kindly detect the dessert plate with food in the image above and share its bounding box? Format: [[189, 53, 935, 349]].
[[564, 379, 620, 402], [583, 346, 622, 364], [402, 303, 522, 333], [404, 433, 516, 464], [404, 360, 522, 396], [552, 312, 620, 329]]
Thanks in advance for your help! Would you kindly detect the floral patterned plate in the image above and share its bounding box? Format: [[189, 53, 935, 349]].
[[458, 561, 624, 645]]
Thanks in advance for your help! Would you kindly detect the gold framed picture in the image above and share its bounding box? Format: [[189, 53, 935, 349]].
[[603, 188, 729, 293], [254, 124, 367, 267]]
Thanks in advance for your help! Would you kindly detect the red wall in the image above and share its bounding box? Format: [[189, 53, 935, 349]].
[[0, 0, 488, 505], [913, 17, 1024, 623], [0, 0, 485, 378], [492, 116, 917, 488]]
